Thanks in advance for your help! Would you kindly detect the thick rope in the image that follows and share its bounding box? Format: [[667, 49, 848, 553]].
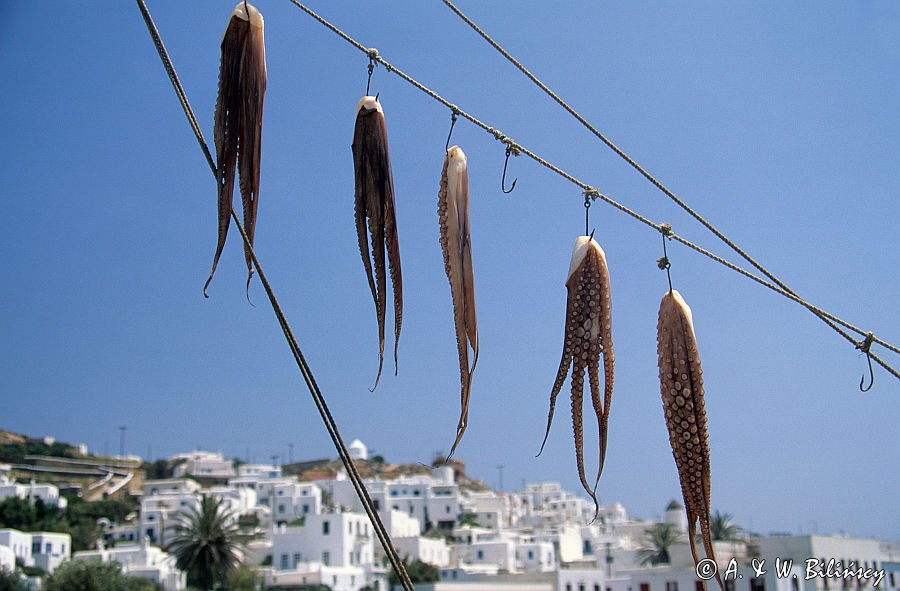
[[286, 0, 898, 384], [133, 2, 415, 588], [439, 0, 900, 362]]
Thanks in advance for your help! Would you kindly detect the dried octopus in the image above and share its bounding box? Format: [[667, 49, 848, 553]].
[[657, 290, 723, 591], [438, 145, 478, 458], [352, 95, 402, 390], [540, 235, 614, 514], [204, 0, 267, 298]]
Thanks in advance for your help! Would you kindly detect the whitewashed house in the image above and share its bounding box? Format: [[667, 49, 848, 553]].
[[759, 534, 900, 591], [0, 528, 70, 574], [142, 478, 200, 497], [139, 489, 200, 547], [269, 511, 376, 591], [171, 451, 235, 479], [394, 535, 451, 568], [0, 478, 68, 510], [236, 463, 282, 479], [516, 541, 556, 573], [0, 544, 15, 572], [74, 537, 186, 590]]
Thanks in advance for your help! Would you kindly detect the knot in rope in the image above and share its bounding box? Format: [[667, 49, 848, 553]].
[[857, 332, 875, 354]]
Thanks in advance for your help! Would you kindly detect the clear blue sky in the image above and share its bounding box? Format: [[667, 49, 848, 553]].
[[1, 2, 897, 540]]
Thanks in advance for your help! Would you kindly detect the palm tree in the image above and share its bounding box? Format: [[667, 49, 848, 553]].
[[167, 494, 251, 590], [638, 523, 679, 565], [710, 510, 740, 541]]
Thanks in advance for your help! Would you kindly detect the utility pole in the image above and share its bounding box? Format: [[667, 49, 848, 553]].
[[271, 454, 279, 468], [119, 426, 127, 459], [496, 464, 504, 492], [288, 443, 294, 465]]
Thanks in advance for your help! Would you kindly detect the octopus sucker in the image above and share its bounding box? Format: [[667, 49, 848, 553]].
[[540, 235, 613, 516], [352, 95, 403, 390], [204, 1, 266, 299], [657, 290, 723, 591], [438, 146, 478, 458]]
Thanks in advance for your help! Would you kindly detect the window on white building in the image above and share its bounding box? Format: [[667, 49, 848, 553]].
[[666, 582, 678, 591], [322, 551, 330, 566], [323, 521, 330, 535], [293, 553, 301, 567], [280, 554, 289, 569]]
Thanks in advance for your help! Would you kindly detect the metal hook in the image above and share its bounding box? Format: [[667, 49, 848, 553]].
[[501, 145, 517, 193], [366, 57, 375, 96], [657, 223, 673, 293], [858, 333, 875, 392], [445, 111, 458, 154], [584, 193, 592, 236]]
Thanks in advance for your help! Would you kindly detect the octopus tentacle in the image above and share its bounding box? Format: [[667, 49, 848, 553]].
[[542, 235, 613, 518], [587, 345, 604, 490], [383, 183, 403, 374], [352, 95, 402, 390], [657, 290, 723, 591], [439, 146, 478, 458], [205, 1, 266, 298], [538, 285, 577, 456], [570, 357, 597, 509]]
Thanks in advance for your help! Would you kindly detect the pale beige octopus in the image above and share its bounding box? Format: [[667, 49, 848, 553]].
[[540, 235, 614, 516], [438, 146, 478, 458], [657, 290, 724, 591]]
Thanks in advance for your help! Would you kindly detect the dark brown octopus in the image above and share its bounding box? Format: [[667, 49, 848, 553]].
[[204, 1, 266, 298], [657, 289, 724, 591], [352, 95, 402, 390], [540, 235, 614, 515], [438, 145, 478, 458]]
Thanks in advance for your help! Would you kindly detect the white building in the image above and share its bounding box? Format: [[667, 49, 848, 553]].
[[0, 529, 71, 574], [270, 511, 377, 591], [74, 537, 186, 591], [0, 478, 68, 510], [263, 481, 322, 526], [236, 463, 282, 479], [142, 478, 201, 497], [0, 544, 15, 572], [348, 440, 368, 461], [139, 490, 200, 547], [394, 535, 452, 568], [171, 451, 235, 479], [516, 541, 556, 573], [758, 535, 900, 591], [319, 466, 462, 535]]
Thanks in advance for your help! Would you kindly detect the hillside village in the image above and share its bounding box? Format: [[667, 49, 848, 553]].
[[1, 430, 898, 591]]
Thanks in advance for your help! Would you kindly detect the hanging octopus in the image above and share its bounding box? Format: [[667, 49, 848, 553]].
[[540, 235, 614, 515], [352, 95, 402, 390], [204, 0, 267, 298], [657, 290, 724, 591], [438, 145, 478, 458]]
